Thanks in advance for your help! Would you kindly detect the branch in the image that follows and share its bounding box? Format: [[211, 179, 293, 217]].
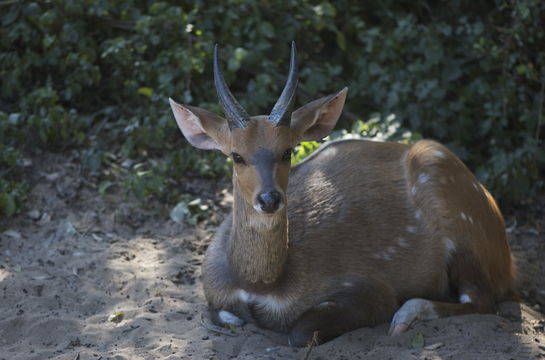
[[536, 76, 544, 140], [95, 16, 136, 31]]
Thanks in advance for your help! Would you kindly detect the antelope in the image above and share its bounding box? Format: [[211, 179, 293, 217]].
[[168, 42, 517, 346]]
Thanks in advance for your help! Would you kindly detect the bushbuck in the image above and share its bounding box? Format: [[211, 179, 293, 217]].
[[168, 42, 517, 347]]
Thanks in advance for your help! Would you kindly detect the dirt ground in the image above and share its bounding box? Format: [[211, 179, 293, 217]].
[[1, 152, 544, 360]]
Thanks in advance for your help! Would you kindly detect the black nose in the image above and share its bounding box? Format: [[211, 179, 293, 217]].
[[257, 190, 281, 213]]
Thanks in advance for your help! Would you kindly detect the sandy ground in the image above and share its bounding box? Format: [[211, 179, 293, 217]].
[[1, 152, 544, 360]]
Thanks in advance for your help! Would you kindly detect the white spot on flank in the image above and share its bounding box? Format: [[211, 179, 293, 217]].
[[218, 310, 244, 326], [342, 282, 353, 287], [406, 225, 417, 233], [415, 209, 423, 220], [460, 212, 467, 221], [444, 237, 456, 255], [472, 182, 479, 191], [417, 173, 430, 184], [411, 185, 417, 196], [433, 150, 446, 159], [316, 301, 336, 309], [373, 253, 392, 261], [468, 215, 474, 224], [459, 294, 472, 304], [398, 237, 409, 247]]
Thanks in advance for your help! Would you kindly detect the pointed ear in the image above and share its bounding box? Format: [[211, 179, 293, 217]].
[[291, 87, 348, 141], [169, 98, 230, 152]]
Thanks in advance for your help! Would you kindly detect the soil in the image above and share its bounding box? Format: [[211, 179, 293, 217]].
[[0, 152, 544, 360]]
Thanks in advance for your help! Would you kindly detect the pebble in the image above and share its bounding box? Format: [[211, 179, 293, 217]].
[[44, 172, 61, 181], [425, 342, 444, 350], [27, 210, 41, 220]]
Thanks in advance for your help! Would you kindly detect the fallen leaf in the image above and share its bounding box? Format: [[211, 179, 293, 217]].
[[411, 332, 425, 349], [108, 311, 125, 323], [226, 323, 237, 333], [37, 212, 51, 226], [170, 202, 190, 224]]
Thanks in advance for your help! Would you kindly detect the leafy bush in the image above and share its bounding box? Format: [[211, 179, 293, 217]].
[[1, 0, 543, 216]]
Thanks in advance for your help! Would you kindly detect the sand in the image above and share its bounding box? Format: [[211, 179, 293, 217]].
[[1, 152, 544, 360]]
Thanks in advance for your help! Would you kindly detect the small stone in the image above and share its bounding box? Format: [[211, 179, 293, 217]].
[[27, 210, 41, 220], [3, 230, 22, 239], [44, 172, 61, 181]]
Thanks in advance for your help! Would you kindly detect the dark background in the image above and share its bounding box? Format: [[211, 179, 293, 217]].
[[1, 0, 544, 216]]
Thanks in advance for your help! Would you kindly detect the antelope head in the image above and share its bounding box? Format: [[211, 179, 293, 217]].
[[169, 42, 348, 215]]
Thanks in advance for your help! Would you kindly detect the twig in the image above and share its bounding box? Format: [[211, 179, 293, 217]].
[[302, 331, 319, 360], [199, 313, 237, 337], [95, 16, 136, 31], [122, 324, 140, 333]]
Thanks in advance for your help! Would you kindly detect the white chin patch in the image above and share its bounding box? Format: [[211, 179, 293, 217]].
[[253, 202, 285, 214]]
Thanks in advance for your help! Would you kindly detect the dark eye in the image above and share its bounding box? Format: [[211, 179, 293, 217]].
[[282, 148, 293, 161], [231, 152, 245, 164]]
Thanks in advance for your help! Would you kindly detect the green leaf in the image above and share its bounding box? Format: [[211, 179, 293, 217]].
[[336, 31, 346, 51], [411, 333, 425, 349], [170, 201, 190, 224], [1, 5, 20, 26], [98, 181, 114, 194], [137, 87, 153, 98], [108, 311, 125, 323], [259, 22, 275, 38], [0, 192, 16, 217]]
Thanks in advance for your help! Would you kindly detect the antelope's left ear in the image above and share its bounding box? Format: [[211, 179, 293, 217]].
[[291, 87, 348, 141]]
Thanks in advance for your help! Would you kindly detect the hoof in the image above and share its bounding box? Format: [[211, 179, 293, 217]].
[[218, 310, 245, 327], [288, 330, 321, 348], [388, 322, 409, 335]]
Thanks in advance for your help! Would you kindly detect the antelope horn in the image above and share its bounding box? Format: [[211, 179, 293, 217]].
[[213, 44, 250, 129], [269, 41, 298, 127]]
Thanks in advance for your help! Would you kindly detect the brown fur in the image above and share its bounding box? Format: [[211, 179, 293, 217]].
[[169, 92, 516, 346], [202, 138, 516, 342]]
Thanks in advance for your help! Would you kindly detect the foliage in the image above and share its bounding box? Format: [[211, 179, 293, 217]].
[[293, 114, 422, 164], [1, 0, 544, 218]]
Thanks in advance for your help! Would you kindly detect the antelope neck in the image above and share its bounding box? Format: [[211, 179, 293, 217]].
[[229, 181, 289, 289]]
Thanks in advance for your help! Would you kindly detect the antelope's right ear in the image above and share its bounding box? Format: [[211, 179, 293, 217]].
[[169, 98, 230, 151]]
